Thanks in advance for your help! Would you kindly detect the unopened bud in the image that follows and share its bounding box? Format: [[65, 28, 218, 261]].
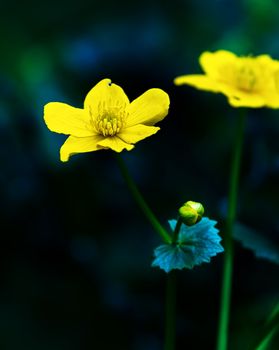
[[179, 201, 204, 226]]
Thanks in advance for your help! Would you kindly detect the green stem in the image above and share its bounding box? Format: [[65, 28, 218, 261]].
[[115, 154, 178, 349], [253, 300, 279, 350], [255, 324, 279, 350], [173, 217, 183, 244], [217, 109, 247, 350], [165, 271, 176, 350], [115, 154, 172, 244], [266, 300, 279, 326], [164, 218, 182, 350]]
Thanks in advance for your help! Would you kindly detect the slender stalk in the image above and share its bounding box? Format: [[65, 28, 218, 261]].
[[115, 154, 172, 244], [164, 218, 181, 350], [217, 109, 247, 350], [165, 271, 176, 350], [253, 300, 279, 350], [255, 324, 279, 350], [266, 300, 279, 326], [115, 154, 178, 349], [173, 217, 183, 243]]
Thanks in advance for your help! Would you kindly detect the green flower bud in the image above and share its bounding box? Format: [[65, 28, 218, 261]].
[[179, 201, 204, 226]]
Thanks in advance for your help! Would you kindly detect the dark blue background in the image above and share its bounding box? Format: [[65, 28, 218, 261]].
[[0, 0, 279, 349]]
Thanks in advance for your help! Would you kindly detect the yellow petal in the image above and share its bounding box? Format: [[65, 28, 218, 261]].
[[174, 75, 220, 92], [60, 135, 104, 162], [84, 79, 129, 119], [255, 54, 275, 66], [97, 136, 134, 152], [118, 124, 160, 144], [227, 92, 265, 108], [210, 82, 265, 107], [199, 50, 237, 79], [263, 69, 279, 107], [44, 102, 94, 137], [126, 88, 169, 127], [263, 93, 279, 108]]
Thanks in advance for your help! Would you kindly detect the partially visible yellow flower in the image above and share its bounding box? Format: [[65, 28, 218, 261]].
[[174, 50, 279, 108], [44, 79, 170, 161]]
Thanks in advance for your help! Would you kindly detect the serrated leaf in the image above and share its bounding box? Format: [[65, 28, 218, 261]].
[[152, 217, 224, 273], [234, 223, 279, 264]]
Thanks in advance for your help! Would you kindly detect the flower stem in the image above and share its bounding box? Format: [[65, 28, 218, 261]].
[[266, 300, 279, 326], [115, 154, 172, 244], [253, 300, 279, 350], [217, 109, 246, 350], [164, 218, 181, 350], [165, 271, 176, 350], [116, 154, 179, 350], [254, 324, 279, 350], [173, 217, 183, 243]]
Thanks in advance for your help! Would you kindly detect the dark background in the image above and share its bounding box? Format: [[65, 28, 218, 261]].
[[0, 0, 279, 349]]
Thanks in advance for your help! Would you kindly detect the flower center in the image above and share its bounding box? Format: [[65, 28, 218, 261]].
[[92, 101, 128, 137], [236, 65, 257, 92], [97, 114, 122, 136]]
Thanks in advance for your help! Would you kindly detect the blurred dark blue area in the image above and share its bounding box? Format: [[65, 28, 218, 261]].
[[0, 0, 279, 349]]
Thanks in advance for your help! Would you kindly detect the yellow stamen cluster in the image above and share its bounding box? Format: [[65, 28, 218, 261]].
[[97, 116, 122, 136], [218, 59, 260, 93], [93, 100, 128, 137], [235, 61, 258, 92]]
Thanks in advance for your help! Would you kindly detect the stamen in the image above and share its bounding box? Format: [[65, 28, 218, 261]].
[[93, 100, 128, 137], [236, 65, 257, 91], [234, 58, 260, 92]]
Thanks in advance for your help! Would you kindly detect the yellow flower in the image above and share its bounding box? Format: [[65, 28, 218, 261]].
[[44, 78, 170, 161], [174, 50, 279, 108]]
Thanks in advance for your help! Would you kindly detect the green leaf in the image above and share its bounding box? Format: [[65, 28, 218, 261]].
[[152, 217, 224, 273], [234, 223, 279, 264]]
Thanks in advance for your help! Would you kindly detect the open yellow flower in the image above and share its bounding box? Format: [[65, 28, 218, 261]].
[[44, 79, 170, 161], [174, 50, 279, 108]]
